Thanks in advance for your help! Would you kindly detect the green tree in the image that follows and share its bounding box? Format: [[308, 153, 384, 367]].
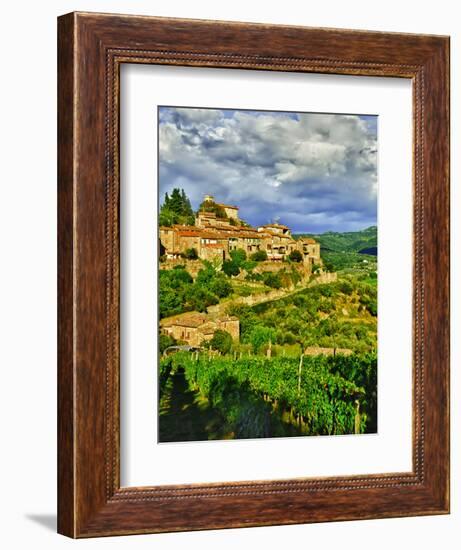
[[209, 273, 232, 298], [184, 285, 218, 312], [184, 248, 198, 260], [159, 333, 176, 353], [160, 188, 195, 226], [289, 249, 303, 262], [249, 326, 275, 354], [198, 198, 228, 219], [262, 272, 282, 289], [196, 263, 216, 285], [222, 259, 240, 277], [208, 329, 233, 354], [250, 250, 268, 262], [229, 249, 247, 267]]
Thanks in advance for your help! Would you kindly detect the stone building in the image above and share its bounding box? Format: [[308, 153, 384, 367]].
[[159, 194, 321, 266], [160, 311, 240, 347]]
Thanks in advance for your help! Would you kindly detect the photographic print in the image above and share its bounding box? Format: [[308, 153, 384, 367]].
[[158, 106, 378, 443]]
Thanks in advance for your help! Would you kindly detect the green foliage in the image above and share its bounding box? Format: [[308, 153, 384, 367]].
[[295, 227, 377, 274], [183, 247, 198, 260], [184, 284, 218, 312], [250, 250, 268, 262], [321, 251, 377, 273], [338, 280, 354, 295], [160, 264, 232, 318], [159, 356, 174, 400], [298, 226, 377, 254], [261, 272, 282, 289], [159, 267, 193, 318], [195, 263, 216, 285], [246, 267, 299, 289], [229, 278, 377, 354], [288, 249, 303, 262], [199, 199, 228, 219], [159, 333, 176, 353], [229, 248, 247, 266], [241, 259, 257, 272], [222, 259, 240, 277], [162, 351, 377, 437], [207, 329, 233, 355], [248, 325, 275, 353], [160, 188, 195, 226], [208, 273, 232, 298]]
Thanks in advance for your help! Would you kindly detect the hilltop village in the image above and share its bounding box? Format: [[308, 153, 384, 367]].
[[159, 194, 320, 267], [159, 194, 325, 349]]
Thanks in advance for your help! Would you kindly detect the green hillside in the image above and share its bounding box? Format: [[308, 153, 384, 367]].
[[296, 226, 377, 254], [295, 226, 377, 274]]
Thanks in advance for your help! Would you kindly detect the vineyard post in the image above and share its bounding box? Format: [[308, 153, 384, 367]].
[[297, 353, 303, 397], [354, 399, 361, 434]]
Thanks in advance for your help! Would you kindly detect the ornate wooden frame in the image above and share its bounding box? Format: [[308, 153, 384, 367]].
[[57, 12, 450, 538]]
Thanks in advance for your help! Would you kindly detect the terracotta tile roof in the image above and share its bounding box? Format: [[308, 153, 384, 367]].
[[176, 230, 202, 237], [172, 224, 198, 231], [205, 224, 240, 232]]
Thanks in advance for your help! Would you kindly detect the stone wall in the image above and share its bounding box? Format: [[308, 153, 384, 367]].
[[252, 260, 312, 280], [159, 259, 203, 279], [207, 288, 290, 315], [308, 272, 338, 286], [304, 345, 352, 356]]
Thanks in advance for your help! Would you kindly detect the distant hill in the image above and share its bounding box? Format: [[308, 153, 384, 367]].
[[296, 226, 377, 255]]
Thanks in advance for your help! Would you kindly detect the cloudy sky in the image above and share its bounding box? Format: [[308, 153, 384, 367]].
[[158, 106, 377, 233]]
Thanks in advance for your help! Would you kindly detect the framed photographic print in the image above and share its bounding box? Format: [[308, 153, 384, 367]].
[[58, 12, 450, 537]]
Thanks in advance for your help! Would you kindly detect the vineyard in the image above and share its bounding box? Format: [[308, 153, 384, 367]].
[[159, 352, 377, 441]]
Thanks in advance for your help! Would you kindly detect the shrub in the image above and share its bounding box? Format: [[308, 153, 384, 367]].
[[248, 326, 275, 353], [196, 264, 216, 285], [367, 300, 377, 316], [222, 259, 240, 277], [199, 199, 227, 219], [250, 250, 268, 262], [159, 333, 176, 353], [322, 260, 334, 272], [229, 249, 247, 266], [184, 247, 198, 260], [245, 272, 262, 282], [241, 259, 257, 272], [184, 285, 218, 312], [319, 284, 333, 297], [338, 280, 354, 295], [208, 329, 233, 355], [262, 272, 282, 289], [288, 249, 303, 262], [209, 273, 232, 298]]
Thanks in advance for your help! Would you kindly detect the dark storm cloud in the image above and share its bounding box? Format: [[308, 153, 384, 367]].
[[158, 107, 377, 233]]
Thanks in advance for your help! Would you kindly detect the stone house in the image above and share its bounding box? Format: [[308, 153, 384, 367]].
[[160, 311, 240, 347]]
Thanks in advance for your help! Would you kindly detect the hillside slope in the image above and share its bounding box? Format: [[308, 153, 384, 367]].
[[296, 226, 377, 255]]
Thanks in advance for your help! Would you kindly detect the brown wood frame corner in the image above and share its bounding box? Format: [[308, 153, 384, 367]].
[[58, 11, 450, 538]]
